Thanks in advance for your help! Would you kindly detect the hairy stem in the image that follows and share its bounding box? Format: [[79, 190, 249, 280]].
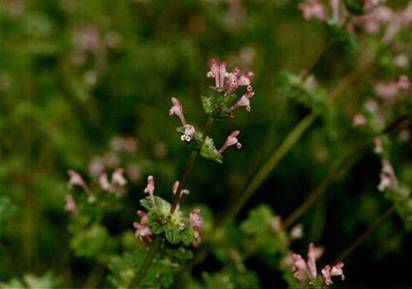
[[128, 237, 161, 289]]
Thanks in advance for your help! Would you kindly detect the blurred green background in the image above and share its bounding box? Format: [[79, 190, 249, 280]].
[[0, 0, 411, 288]]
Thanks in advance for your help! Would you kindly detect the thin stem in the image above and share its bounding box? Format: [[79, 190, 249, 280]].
[[335, 205, 395, 262], [284, 141, 369, 228], [170, 151, 198, 213], [225, 111, 319, 220], [170, 118, 213, 213], [128, 237, 161, 289]]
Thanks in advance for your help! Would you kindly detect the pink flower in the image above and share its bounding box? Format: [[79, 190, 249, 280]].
[[112, 168, 127, 187], [65, 194, 77, 214], [67, 170, 88, 191], [219, 130, 242, 154], [110, 136, 137, 153], [207, 59, 227, 89], [353, 114, 367, 126], [169, 97, 186, 126], [99, 172, 112, 191], [398, 75, 410, 91], [288, 243, 325, 285], [289, 224, 304, 240], [133, 210, 153, 240], [144, 175, 156, 204], [180, 124, 196, 142], [378, 159, 398, 191], [321, 262, 345, 285], [230, 90, 255, 112], [357, 6, 392, 34], [172, 181, 180, 195], [298, 0, 326, 21], [207, 59, 254, 92], [189, 208, 202, 246]]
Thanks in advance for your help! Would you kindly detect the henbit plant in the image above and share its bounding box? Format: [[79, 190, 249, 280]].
[[65, 59, 258, 288]]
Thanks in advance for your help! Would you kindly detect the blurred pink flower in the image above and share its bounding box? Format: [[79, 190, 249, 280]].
[[288, 243, 325, 285], [144, 175, 156, 204], [65, 194, 77, 214], [378, 159, 398, 191], [133, 210, 153, 240], [321, 262, 345, 285], [169, 97, 186, 126], [219, 130, 242, 154], [112, 168, 127, 187], [298, 0, 326, 21], [189, 208, 202, 246], [67, 170, 88, 191]]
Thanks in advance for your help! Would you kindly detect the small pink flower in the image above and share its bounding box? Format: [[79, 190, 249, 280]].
[[298, 0, 326, 21], [231, 90, 255, 112], [189, 208, 202, 246], [110, 136, 137, 153], [288, 243, 324, 285], [67, 169, 88, 190], [133, 210, 153, 240], [99, 172, 112, 191], [112, 168, 127, 187], [219, 130, 242, 154], [398, 75, 410, 91], [207, 59, 227, 89], [321, 262, 345, 285], [144, 175, 156, 204], [289, 224, 304, 240], [65, 194, 77, 214], [169, 97, 186, 126], [172, 181, 180, 195], [353, 114, 367, 126], [378, 159, 398, 191], [180, 124, 196, 142]]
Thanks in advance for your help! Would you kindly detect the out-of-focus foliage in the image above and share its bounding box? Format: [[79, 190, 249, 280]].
[[1, 0, 412, 288]]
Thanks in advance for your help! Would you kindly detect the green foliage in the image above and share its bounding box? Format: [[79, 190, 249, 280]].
[[240, 205, 288, 258], [200, 136, 223, 163], [0, 196, 17, 236], [201, 88, 238, 120]]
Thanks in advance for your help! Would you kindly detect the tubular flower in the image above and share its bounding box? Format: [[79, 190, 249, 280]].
[[378, 159, 398, 191], [189, 208, 202, 246], [112, 168, 127, 187], [298, 0, 326, 21], [99, 172, 112, 191], [219, 130, 242, 154], [65, 194, 77, 214], [133, 210, 153, 241], [321, 262, 345, 285], [67, 169, 88, 191], [144, 175, 156, 204], [288, 243, 325, 285], [169, 97, 186, 126]]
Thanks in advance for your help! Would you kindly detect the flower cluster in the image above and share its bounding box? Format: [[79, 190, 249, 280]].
[[287, 243, 345, 286], [65, 168, 128, 214], [133, 175, 202, 247]]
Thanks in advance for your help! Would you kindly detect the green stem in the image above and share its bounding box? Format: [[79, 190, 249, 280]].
[[128, 237, 161, 289], [170, 117, 213, 213], [225, 111, 319, 220], [283, 141, 369, 228], [335, 205, 395, 262]]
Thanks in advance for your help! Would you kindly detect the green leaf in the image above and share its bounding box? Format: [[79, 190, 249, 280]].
[[200, 136, 223, 163], [165, 226, 182, 244]]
